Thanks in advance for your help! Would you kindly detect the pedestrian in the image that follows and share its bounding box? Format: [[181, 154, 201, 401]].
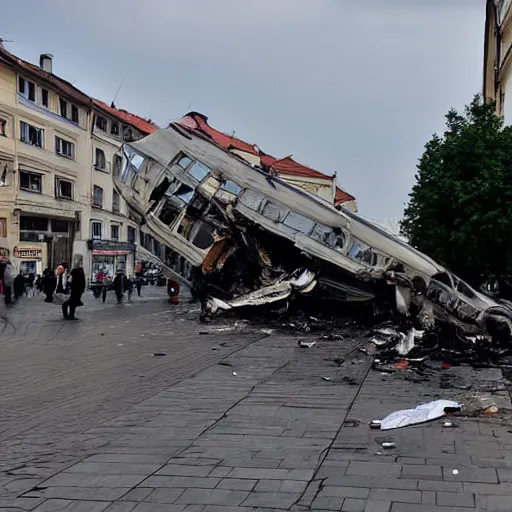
[[62, 265, 86, 320], [42, 268, 57, 303], [55, 265, 66, 294], [113, 269, 126, 304], [13, 273, 25, 301], [135, 277, 142, 297], [125, 275, 133, 302], [0, 248, 14, 306], [168, 279, 180, 305]]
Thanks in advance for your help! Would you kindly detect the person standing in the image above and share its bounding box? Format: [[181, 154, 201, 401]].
[[0, 249, 14, 306], [113, 269, 126, 304], [62, 265, 86, 320], [42, 268, 57, 303]]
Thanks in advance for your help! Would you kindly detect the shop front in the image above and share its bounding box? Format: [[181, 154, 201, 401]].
[[89, 240, 135, 280], [12, 244, 45, 276]]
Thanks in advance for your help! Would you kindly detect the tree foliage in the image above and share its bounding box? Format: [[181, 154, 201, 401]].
[[401, 96, 512, 285]]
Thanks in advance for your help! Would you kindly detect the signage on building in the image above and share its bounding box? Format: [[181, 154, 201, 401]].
[[13, 246, 42, 259], [91, 240, 135, 256]]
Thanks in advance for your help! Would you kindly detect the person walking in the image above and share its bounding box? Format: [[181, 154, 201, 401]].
[[42, 268, 57, 303], [62, 265, 86, 320], [13, 273, 25, 301]]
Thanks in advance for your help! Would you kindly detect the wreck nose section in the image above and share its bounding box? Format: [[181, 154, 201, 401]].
[[481, 305, 512, 341]]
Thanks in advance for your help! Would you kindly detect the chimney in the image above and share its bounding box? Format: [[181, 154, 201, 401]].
[[39, 54, 53, 74]]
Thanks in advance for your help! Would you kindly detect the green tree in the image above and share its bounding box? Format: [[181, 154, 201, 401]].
[[401, 95, 512, 286]]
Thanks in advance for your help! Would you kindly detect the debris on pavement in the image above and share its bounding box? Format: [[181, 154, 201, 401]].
[[380, 399, 462, 430], [298, 340, 316, 348], [453, 469, 459, 475], [369, 420, 382, 429], [113, 112, 512, 347], [153, 352, 167, 357], [381, 442, 395, 449], [484, 405, 499, 416], [321, 376, 332, 381]]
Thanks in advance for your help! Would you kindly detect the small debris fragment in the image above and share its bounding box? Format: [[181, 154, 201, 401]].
[[441, 362, 452, 370], [443, 422, 456, 428], [452, 469, 459, 475], [260, 328, 274, 335], [322, 376, 332, 381], [232, 371, 237, 376], [118, 343, 123, 346], [375, 451, 383, 455], [153, 352, 166, 357], [381, 442, 395, 449], [394, 360, 409, 370], [484, 405, 499, 416], [369, 420, 382, 430], [298, 340, 316, 348]]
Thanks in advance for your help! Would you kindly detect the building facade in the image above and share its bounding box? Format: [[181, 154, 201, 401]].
[[484, 1, 512, 121], [0, 43, 157, 280], [0, 45, 92, 275], [86, 99, 156, 280]]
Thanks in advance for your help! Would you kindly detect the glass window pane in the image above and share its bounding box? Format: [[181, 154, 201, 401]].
[[262, 201, 287, 222], [188, 161, 210, 182], [177, 155, 192, 169], [283, 212, 315, 233], [221, 180, 242, 195], [239, 190, 264, 211]]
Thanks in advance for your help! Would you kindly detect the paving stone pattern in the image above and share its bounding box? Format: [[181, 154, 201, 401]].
[[0, 289, 511, 510]]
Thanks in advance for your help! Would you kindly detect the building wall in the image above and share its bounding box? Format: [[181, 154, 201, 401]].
[[0, 60, 92, 274]]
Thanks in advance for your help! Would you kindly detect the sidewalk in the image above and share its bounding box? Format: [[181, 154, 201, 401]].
[[0, 296, 511, 511]]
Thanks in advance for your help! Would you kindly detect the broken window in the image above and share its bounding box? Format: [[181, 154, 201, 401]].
[[174, 183, 195, 205], [176, 154, 192, 169], [349, 241, 377, 266], [283, 211, 315, 234], [239, 190, 265, 211], [262, 201, 287, 222], [188, 161, 210, 182], [121, 145, 145, 183], [191, 222, 215, 249], [310, 224, 345, 250], [20, 121, 44, 148], [221, 180, 242, 195]]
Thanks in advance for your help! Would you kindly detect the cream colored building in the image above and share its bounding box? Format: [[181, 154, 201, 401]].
[[0, 44, 92, 275], [484, 1, 512, 121], [0, 44, 157, 280], [86, 99, 156, 279]]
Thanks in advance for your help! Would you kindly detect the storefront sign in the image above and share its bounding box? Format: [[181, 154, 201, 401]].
[[91, 240, 135, 256], [13, 246, 42, 259]]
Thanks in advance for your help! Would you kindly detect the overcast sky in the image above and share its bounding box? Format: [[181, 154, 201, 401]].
[[1, 0, 485, 220]]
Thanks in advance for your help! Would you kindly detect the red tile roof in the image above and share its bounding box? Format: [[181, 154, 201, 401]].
[[177, 112, 355, 204], [93, 99, 158, 135], [0, 45, 90, 105]]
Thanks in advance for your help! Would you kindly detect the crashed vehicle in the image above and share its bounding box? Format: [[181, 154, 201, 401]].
[[113, 112, 512, 340]]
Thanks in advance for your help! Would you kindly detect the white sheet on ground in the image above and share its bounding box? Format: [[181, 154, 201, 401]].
[[380, 400, 462, 430]]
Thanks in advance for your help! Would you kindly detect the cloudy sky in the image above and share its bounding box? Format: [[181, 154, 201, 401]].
[[1, 0, 485, 220]]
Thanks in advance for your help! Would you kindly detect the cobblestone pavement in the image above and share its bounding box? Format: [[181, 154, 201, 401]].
[[1, 288, 512, 510]]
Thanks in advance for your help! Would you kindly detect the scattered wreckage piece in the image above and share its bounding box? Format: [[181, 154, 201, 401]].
[[377, 400, 462, 431], [112, 112, 512, 341]]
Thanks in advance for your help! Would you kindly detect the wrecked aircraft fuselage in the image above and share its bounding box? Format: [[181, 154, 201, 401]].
[[114, 115, 512, 341]]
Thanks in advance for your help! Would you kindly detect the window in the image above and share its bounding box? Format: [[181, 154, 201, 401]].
[[91, 222, 102, 239], [59, 98, 79, 124], [240, 190, 264, 211], [177, 155, 192, 169], [283, 212, 315, 234], [127, 226, 136, 244], [0, 218, 6, 238], [51, 219, 69, 234], [113, 155, 122, 176], [20, 216, 48, 240], [221, 180, 242, 195], [310, 224, 345, 250], [95, 148, 106, 170], [59, 98, 68, 118], [111, 121, 119, 136], [0, 118, 6, 137], [262, 201, 287, 222], [41, 89, 49, 108], [188, 161, 210, 182], [20, 121, 44, 148], [112, 190, 120, 213], [93, 185, 103, 208], [349, 241, 377, 266], [110, 224, 119, 240], [18, 77, 36, 101], [55, 177, 73, 199], [55, 136, 75, 159], [95, 115, 107, 131], [71, 105, 79, 124], [19, 171, 42, 193]]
